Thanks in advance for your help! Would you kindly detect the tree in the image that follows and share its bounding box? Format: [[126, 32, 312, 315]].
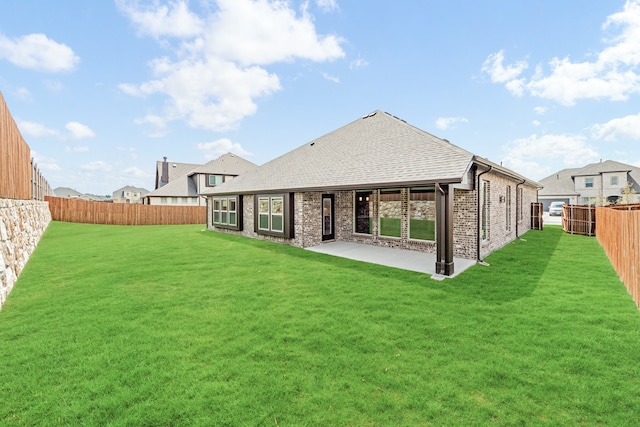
[[619, 181, 637, 205]]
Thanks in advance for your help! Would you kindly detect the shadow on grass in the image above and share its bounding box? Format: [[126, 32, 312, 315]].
[[198, 226, 566, 305], [443, 226, 565, 304]]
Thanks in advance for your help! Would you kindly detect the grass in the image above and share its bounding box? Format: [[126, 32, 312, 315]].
[[1, 222, 640, 426]]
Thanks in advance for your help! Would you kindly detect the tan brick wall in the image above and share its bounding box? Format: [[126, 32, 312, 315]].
[[206, 175, 538, 262]]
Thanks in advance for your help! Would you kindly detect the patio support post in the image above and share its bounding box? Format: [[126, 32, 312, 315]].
[[435, 183, 454, 276]]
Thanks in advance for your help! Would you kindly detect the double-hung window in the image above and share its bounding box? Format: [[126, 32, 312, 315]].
[[255, 194, 293, 238], [211, 196, 242, 230]]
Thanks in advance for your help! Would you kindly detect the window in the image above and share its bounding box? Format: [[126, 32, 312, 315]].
[[182, 197, 188, 204], [585, 177, 594, 188], [207, 175, 224, 186], [211, 196, 241, 230], [583, 197, 591, 205], [161, 197, 167, 204], [192, 197, 198, 204], [255, 194, 293, 237], [611, 176, 619, 186], [518, 187, 523, 221], [482, 180, 490, 240], [379, 189, 402, 238], [354, 191, 373, 234], [505, 185, 512, 231], [409, 188, 435, 240], [171, 197, 178, 204]]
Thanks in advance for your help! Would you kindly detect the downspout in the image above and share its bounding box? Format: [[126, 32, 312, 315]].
[[477, 165, 493, 263], [515, 178, 526, 238]]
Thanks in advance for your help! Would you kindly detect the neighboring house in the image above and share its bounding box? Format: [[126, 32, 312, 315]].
[[538, 160, 640, 210], [201, 110, 540, 276], [112, 186, 149, 204], [54, 187, 83, 198], [154, 157, 201, 190], [144, 153, 257, 206]]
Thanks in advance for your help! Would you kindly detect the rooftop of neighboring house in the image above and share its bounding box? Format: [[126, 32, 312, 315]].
[[155, 158, 201, 190], [54, 187, 83, 198], [112, 186, 150, 198], [147, 153, 258, 198], [539, 160, 640, 196], [201, 110, 538, 196]]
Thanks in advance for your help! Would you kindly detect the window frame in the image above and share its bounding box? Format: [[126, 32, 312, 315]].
[[354, 190, 373, 235], [585, 177, 594, 188], [254, 193, 294, 238], [211, 195, 243, 231], [408, 187, 436, 241], [207, 174, 225, 187], [505, 185, 512, 231], [378, 189, 402, 238], [482, 180, 490, 241], [611, 176, 619, 186]]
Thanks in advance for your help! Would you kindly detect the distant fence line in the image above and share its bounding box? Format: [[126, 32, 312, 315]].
[[596, 204, 640, 309], [0, 91, 53, 200], [46, 196, 206, 225], [562, 204, 596, 236]]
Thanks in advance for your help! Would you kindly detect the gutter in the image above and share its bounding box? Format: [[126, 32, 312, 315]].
[[476, 165, 493, 263]]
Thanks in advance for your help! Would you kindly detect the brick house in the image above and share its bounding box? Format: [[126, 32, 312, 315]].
[[200, 111, 539, 276]]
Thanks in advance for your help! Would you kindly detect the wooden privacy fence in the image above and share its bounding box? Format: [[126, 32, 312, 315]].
[[0, 91, 53, 200], [46, 196, 206, 225], [562, 204, 596, 236], [596, 205, 640, 309]]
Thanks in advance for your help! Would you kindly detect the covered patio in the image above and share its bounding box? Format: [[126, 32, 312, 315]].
[[306, 241, 477, 279]]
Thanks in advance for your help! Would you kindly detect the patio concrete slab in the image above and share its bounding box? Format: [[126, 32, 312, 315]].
[[306, 241, 477, 278]]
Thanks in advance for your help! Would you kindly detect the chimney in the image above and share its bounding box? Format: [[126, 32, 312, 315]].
[[160, 157, 169, 187]]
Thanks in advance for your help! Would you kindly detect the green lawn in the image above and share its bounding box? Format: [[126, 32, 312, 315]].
[[1, 222, 640, 426]]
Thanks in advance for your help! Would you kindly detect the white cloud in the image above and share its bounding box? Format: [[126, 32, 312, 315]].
[[591, 112, 640, 141], [481, 50, 528, 84], [17, 120, 60, 138], [349, 57, 369, 69], [116, 0, 204, 38], [502, 133, 600, 179], [316, 0, 338, 12], [435, 116, 468, 130], [31, 150, 61, 172], [532, 120, 541, 126], [482, 0, 640, 105], [0, 33, 79, 73], [81, 161, 112, 172], [534, 106, 547, 115], [321, 72, 340, 83], [118, 147, 138, 160], [197, 138, 252, 159], [204, 0, 345, 66], [122, 166, 151, 179], [65, 122, 96, 139], [120, 0, 346, 132], [15, 87, 31, 100]]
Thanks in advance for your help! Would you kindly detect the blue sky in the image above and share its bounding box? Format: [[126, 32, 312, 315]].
[[1, 0, 639, 195]]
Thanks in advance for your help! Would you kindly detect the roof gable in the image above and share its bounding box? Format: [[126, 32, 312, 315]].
[[202, 110, 477, 195]]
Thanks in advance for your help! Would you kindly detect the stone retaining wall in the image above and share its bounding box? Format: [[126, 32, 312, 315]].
[[0, 198, 51, 309]]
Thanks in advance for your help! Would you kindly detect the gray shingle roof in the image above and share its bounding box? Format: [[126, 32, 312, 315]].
[[147, 175, 198, 197], [188, 153, 258, 176], [201, 111, 484, 196], [538, 168, 581, 196]]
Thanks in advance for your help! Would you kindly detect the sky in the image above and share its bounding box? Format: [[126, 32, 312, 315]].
[[1, 0, 640, 196]]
